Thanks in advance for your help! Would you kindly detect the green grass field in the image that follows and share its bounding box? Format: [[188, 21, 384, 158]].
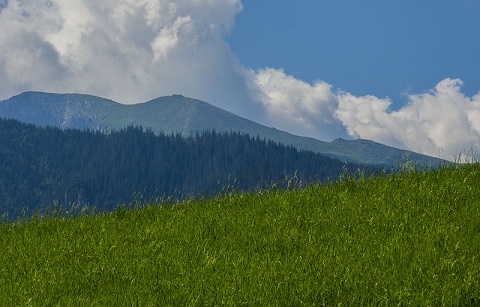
[[1, 164, 479, 305]]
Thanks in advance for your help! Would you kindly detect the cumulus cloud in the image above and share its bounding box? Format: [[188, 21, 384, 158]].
[[249, 68, 348, 140], [0, 0, 262, 120], [336, 78, 480, 160], [249, 68, 480, 160]]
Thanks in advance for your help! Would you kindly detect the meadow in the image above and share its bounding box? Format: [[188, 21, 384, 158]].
[[0, 163, 479, 305]]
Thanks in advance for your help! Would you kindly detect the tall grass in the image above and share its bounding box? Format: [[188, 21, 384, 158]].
[[0, 163, 479, 305]]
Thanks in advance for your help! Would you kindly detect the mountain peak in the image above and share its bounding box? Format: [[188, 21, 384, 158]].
[[0, 92, 447, 167]]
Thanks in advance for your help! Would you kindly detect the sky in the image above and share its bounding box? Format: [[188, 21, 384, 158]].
[[0, 0, 479, 161]]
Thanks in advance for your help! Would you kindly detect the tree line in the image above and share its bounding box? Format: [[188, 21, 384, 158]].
[[0, 118, 370, 218]]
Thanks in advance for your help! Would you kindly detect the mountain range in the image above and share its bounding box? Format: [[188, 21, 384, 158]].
[[0, 91, 445, 167]]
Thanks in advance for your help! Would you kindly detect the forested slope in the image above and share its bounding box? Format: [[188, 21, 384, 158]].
[[0, 92, 447, 167], [0, 118, 368, 218]]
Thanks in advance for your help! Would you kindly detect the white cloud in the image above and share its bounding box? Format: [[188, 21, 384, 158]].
[[337, 78, 480, 160], [249, 68, 349, 140], [44, 1, 95, 63], [0, 0, 259, 120], [249, 68, 480, 160], [151, 15, 192, 61]]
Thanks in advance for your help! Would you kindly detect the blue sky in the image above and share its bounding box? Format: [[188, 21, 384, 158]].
[[0, 0, 479, 160], [228, 0, 480, 106]]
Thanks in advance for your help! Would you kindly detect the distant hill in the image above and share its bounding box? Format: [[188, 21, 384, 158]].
[[0, 91, 446, 167]]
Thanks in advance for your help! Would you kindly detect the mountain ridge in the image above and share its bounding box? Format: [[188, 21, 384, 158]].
[[0, 91, 445, 167]]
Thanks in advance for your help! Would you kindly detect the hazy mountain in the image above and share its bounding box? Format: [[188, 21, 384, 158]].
[[0, 91, 445, 167]]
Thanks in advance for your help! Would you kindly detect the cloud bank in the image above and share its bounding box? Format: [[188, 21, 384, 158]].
[[251, 68, 480, 160], [1, 0, 479, 160], [0, 0, 260, 119]]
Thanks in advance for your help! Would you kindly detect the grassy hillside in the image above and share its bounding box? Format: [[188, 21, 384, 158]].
[[1, 164, 479, 305]]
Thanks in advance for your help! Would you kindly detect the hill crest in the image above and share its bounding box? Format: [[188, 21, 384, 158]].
[[0, 91, 445, 167]]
